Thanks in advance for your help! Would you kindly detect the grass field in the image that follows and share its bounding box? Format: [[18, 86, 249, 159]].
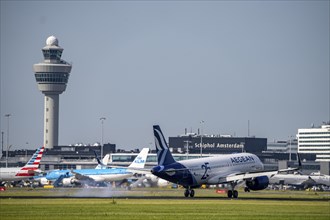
[[1, 188, 329, 220]]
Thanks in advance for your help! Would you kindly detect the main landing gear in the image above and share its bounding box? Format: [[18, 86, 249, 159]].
[[184, 189, 195, 197], [227, 190, 238, 198], [227, 181, 239, 198]]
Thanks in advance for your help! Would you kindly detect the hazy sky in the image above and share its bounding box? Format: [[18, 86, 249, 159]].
[[1, 1, 329, 150]]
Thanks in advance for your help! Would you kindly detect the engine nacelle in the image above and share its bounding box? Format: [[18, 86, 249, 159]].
[[39, 177, 50, 186], [62, 177, 76, 186], [245, 176, 269, 191]]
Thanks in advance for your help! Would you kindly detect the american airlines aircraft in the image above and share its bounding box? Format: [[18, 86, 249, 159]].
[[0, 146, 45, 182], [151, 125, 297, 198]]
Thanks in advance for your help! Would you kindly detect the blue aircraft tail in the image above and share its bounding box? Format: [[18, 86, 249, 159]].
[[153, 125, 176, 166], [93, 150, 109, 169]]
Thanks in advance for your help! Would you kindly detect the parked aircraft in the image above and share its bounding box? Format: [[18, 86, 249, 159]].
[[42, 148, 149, 187], [151, 125, 298, 198], [0, 146, 45, 182], [130, 173, 169, 188], [35, 152, 111, 186], [269, 172, 330, 189]]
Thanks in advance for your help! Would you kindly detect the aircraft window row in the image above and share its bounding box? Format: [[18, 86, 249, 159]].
[[35, 73, 69, 83]]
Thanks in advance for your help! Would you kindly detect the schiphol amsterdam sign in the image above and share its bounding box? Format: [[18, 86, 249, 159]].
[[194, 143, 244, 149]]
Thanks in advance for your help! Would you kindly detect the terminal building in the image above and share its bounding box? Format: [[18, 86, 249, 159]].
[[0, 143, 116, 171], [297, 124, 330, 175], [168, 133, 266, 155], [297, 124, 330, 162], [1, 126, 329, 175]]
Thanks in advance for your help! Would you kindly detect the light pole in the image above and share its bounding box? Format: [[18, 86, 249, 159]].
[[200, 120, 204, 157], [100, 117, 106, 158], [4, 114, 11, 167], [6, 145, 12, 168], [184, 140, 191, 160], [5, 114, 11, 150], [1, 131, 4, 158]]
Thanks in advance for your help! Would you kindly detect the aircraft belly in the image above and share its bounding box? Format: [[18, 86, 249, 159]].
[[102, 174, 132, 182]]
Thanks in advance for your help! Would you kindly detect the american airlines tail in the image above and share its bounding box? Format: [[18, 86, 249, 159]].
[[153, 125, 176, 166], [16, 147, 45, 177], [20, 146, 45, 171], [8, 146, 45, 179]]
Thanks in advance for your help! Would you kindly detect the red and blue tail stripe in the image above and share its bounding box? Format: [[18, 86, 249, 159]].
[[16, 146, 44, 176]]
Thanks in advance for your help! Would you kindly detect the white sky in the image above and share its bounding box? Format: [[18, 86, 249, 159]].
[[0, 1, 329, 150]]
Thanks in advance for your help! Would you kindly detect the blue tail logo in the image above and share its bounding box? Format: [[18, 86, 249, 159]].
[[153, 125, 176, 166]]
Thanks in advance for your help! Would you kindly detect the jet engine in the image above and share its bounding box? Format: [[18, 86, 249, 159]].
[[245, 176, 269, 191], [62, 177, 76, 186]]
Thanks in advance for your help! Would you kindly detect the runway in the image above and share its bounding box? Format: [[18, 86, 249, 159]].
[[1, 188, 329, 201], [1, 195, 329, 201]]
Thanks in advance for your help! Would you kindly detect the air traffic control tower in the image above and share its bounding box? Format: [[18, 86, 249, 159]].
[[33, 36, 72, 149]]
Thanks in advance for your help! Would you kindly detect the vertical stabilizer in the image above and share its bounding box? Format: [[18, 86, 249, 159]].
[[102, 154, 110, 166], [94, 151, 109, 169], [128, 148, 149, 169], [153, 125, 176, 166], [16, 146, 45, 177], [21, 146, 45, 170]]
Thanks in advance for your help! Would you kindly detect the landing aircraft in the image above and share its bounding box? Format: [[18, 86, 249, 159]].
[[0, 146, 45, 182], [44, 148, 149, 187], [151, 125, 298, 198]]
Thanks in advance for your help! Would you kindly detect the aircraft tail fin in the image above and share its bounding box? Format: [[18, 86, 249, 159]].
[[297, 153, 302, 169], [102, 154, 110, 166], [153, 125, 176, 166], [128, 148, 149, 169], [93, 150, 109, 169], [21, 146, 45, 171]]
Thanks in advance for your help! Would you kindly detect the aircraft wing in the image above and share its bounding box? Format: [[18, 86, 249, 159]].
[[220, 153, 302, 183], [30, 169, 45, 175], [210, 168, 299, 184], [129, 176, 148, 188], [104, 166, 152, 174], [127, 168, 150, 175], [71, 171, 95, 182]]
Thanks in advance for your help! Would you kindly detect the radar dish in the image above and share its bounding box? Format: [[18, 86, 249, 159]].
[[46, 36, 58, 46]]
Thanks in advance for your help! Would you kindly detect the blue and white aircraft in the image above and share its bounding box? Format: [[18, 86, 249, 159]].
[[39, 148, 149, 187], [151, 125, 298, 198]]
